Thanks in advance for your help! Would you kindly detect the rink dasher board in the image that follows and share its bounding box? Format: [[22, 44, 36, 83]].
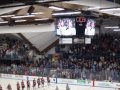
[[57, 78, 93, 86], [0, 73, 120, 88], [0, 73, 56, 83], [94, 81, 120, 88]]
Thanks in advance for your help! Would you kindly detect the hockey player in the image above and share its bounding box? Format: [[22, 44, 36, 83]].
[[27, 79, 30, 90], [17, 82, 20, 90], [66, 84, 70, 90], [7, 84, 12, 90], [21, 80, 25, 90], [0, 85, 2, 90], [55, 85, 59, 90], [33, 78, 36, 90], [37, 78, 40, 88], [47, 76, 50, 86], [41, 77, 45, 87]]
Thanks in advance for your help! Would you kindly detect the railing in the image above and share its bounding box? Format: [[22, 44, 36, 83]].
[[0, 66, 119, 82]]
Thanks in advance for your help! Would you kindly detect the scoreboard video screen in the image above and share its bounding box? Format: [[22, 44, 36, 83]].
[[56, 18, 76, 36], [55, 16, 96, 36]]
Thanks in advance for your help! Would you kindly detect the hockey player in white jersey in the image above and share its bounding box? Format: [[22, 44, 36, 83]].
[[66, 84, 70, 90], [55, 85, 59, 90]]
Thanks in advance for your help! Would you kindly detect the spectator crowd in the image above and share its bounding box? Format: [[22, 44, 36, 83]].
[[0, 35, 30, 60], [0, 34, 120, 82]]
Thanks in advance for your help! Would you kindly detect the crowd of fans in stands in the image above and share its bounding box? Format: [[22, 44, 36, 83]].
[[0, 36, 30, 60], [0, 34, 120, 82], [55, 34, 120, 81]]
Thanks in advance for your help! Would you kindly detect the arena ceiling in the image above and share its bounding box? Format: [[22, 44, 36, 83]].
[[0, 0, 120, 53], [0, 0, 120, 26], [107, 0, 120, 4]]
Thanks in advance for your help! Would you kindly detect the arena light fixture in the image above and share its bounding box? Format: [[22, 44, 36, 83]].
[[104, 26, 119, 29], [100, 7, 120, 12], [113, 13, 120, 16], [34, 18, 49, 21], [31, 12, 44, 15], [87, 6, 100, 10], [113, 29, 120, 31], [12, 15, 35, 19], [36, 0, 58, 3], [0, 15, 15, 18], [15, 20, 27, 22], [27, 12, 44, 15], [0, 21, 8, 24], [49, 6, 64, 11], [52, 11, 81, 16]]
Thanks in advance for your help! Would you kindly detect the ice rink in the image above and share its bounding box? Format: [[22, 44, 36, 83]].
[[0, 77, 116, 90]]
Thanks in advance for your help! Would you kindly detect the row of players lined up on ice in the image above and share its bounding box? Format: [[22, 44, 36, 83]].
[[0, 77, 50, 90]]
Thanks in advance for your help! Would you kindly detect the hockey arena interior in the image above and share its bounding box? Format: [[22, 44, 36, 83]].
[[0, 0, 120, 90]]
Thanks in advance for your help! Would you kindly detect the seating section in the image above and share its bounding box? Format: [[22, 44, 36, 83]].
[[0, 34, 120, 82]]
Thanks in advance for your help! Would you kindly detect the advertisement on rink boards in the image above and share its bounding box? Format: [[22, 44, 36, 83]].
[[0, 73, 27, 80], [112, 83, 120, 88], [57, 78, 77, 84], [50, 78, 56, 83], [95, 81, 120, 88], [0, 73, 12, 78], [77, 80, 93, 86], [95, 81, 112, 88], [57, 78, 92, 86]]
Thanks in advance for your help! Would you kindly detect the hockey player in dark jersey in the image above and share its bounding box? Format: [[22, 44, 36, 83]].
[[17, 82, 20, 90], [41, 77, 45, 87], [27, 79, 30, 90], [0, 85, 2, 90], [7, 84, 12, 90], [47, 76, 50, 86], [33, 78, 36, 90], [21, 80, 25, 90], [37, 78, 40, 88]]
